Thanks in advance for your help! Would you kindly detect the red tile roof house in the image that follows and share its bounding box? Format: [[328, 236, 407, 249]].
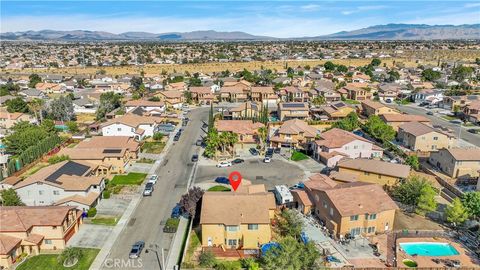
[[313, 128, 384, 167], [0, 206, 82, 269], [215, 120, 265, 152], [269, 119, 319, 149], [219, 87, 248, 103]]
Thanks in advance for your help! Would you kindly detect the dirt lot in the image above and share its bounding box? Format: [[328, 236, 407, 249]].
[[394, 210, 444, 231]]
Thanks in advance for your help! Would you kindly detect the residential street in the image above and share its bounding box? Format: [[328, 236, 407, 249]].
[[100, 107, 209, 270], [391, 104, 480, 147]]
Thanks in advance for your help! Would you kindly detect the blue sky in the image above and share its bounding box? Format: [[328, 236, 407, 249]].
[[1, 1, 479, 37]]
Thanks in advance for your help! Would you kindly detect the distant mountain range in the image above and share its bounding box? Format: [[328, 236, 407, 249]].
[[1, 24, 479, 41]]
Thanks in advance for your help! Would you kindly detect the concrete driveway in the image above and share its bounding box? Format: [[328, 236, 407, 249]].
[[68, 224, 114, 248], [96, 197, 130, 217], [195, 157, 306, 190]]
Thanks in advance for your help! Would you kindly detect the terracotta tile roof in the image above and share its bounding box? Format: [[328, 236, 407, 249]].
[[251, 87, 274, 94], [59, 147, 126, 160], [215, 120, 264, 135], [14, 160, 103, 191], [0, 206, 77, 232], [200, 192, 275, 226], [304, 174, 398, 216], [1, 176, 22, 186], [361, 100, 390, 110], [189, 87, 212, 94], [304, 174, 338, 190], [75, 136, 139, 152], [159, 90, 183, 98], [291, 190, 313, 206], [0, 234, 21, 255], [399, 121, 451, 137], [380, 114, 430, 123], [101, 114, 162, 129], [55, 192, 100, 207], [315, 128, 373, 148], [329, 171, 359, 183], [338, 159, 411, 179], [277, 119, 318, 137], [23, 233, 44, 245], [445, 148, 480, 161], [125, 99, 165, 107], [220, 87, 244, 94], [230, 101, 260, 113]]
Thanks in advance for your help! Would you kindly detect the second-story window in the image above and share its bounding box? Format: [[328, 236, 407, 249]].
[[248, 224, 258, 230], [350, 215, 359, 221], [226, 226, 239, 232]]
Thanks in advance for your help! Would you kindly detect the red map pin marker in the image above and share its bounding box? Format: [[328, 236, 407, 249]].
[[229, 171, 242, 191]]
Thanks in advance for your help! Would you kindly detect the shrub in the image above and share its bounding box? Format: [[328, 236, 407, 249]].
[[153, 132, 164, 141], [57, 247, 83, 266], [48, 154, 70, 164], [241, 258, 260, 270], [215, 260, 242, 270], [103, 190, 111, 199], [87, 207, 97, 218], [199, 251, 217, 267]]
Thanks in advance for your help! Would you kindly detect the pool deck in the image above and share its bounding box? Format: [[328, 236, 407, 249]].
[[396, 237, 479, 268]]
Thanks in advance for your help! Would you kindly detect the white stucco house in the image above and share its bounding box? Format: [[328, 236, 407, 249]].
[[101, 114, 162, 140]]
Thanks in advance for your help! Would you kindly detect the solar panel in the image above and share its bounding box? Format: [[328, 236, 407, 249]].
[[45, 161, 90, 182], [333, 102, 345, 108], [103, 149, 122, 154], [283, 103, 305, 108]]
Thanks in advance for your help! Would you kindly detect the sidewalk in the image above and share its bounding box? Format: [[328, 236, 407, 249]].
[[165, 217, 189, 270], [89, 126, 180, 270]]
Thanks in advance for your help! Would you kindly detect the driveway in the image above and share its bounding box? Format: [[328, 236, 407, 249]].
[[126, 162, 153, 174], [68, 224, 114, 248], [195, 157, 306, 190], [96, 197, 130, 217]]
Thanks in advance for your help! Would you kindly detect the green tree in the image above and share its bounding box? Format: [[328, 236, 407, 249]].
[[257, 126, 268, 152], [363, 115, 396, 142], [199, 251, 216, 268], [261, 236, 320, 270], [311, 96, 326, 106], [276, 209, 303, 238], [405, 155, 420, 170], [41, 119, 56, 133], [371, 58, 381, 66], [241, 258, 260, 270], [28, 73, 42, 88], [153, 132, 164, 141], [0, 189, 25, 206], [5, 97, 28, 113], [393, 176, 435, 208], [324, 61, 335, 71], [49, 96, 75, 121], [66, 121, 79, 133], [96, 92, 122, 120], [421, 69, 442, 82], [4, 122, 50, 155], [461, 192, 480, 219], [130, 76, 143, 90], [416, 185, 437, 216], [184, 91, 193, 104], [332, 112, 360, 131], [27, 98, 45, 122], [451, 65, 474, 82], [445, 198, 469, 225], [336, 65, 348, 73]]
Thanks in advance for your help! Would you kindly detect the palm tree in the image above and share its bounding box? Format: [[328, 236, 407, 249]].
[[226, 132, 238, 155], [27, 98, 44, 123], [257, 126, 268, 152]]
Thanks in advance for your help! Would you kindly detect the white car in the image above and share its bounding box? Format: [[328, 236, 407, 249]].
[[216, 161, 232, 168], [147, 175, 158, 184], [263, 156, 272, 163]]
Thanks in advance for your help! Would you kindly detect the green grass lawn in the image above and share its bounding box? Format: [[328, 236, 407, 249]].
[[184, 228, 201, 265], [137, 157, 155, 164], [17, 248, 99, 270], [90, 216, 118, 226], [207, 185, 231, 191], [110, 172, 147, 185], [142, 141, 166, 154], [291, 151, 309, 161], [344, 99, 360, 104], [441, 115, 458, 121]]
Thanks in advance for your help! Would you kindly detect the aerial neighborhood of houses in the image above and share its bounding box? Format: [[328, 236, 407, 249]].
[[0, 39, 480, 270]]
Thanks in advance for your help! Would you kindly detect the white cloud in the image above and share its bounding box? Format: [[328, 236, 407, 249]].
[[341, 5, 387, 16], [300, 4, 322, 11], [464, 2, 480, 8]]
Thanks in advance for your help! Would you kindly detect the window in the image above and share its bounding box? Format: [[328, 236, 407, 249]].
[[248, 224, 258, 230], [367, 226, 376, 233], [39, 190, 44, 195], [226, 226, 239, 232], [45, 239, 52, 244], [433, 136, 438, 141], [227, 239, 237, 246], [378, 175, 382, 179], [117, 128, 122, 131], [52, 226, 57, 229], [364, 172, 370, 176], [350, 215, 359, 221], [354, 145, 358, 150], [368, 213, 377, 220], [323, 201, 328, 208], [329, 207, 334, 217], [350, 227, 361, 236], [53, 191, 60, 195]]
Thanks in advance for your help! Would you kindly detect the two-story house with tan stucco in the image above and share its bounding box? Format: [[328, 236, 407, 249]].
[[429, 148, 480, 179]]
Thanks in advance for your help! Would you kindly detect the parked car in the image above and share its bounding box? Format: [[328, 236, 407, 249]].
[[171, 204, 182, 218], [249, 148, 258, 155], [147, 175, 158, 184], [173, 135, 180, 142], [266, 148, 274, 157], [274, 148, 281, 154], [143, 183, 154, 196], [450, 119, 463, 124], [264, 156, 272, 163], [196, 139, 203, 146], [191, 154, 199, 162], [216, 161, 232, 168], [426, 111, 434, 115], [232, 158, 244, 164], [129, 241, 145, 259], [467, 129, 480, 134], [215, 176, 230, 184]]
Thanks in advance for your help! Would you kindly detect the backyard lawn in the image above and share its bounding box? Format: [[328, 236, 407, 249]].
[[17, 248, 99, 270], [142, 141, 166, 154], [207, 185, 231, 191], [183, 228, 201, 267], [291, 151, 309, 161], [110, 172, 147, 185]]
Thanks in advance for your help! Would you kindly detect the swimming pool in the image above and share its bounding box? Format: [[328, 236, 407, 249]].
[[399, 242, 460, 256]]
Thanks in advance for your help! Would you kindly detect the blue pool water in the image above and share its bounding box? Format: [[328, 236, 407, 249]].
[[400, 242, 460, 256]]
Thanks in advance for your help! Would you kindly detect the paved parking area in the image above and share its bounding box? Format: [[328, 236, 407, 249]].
[[68, 224, 114, 248], [96, 197, 130, 217], [195, 157, 306, 189]]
